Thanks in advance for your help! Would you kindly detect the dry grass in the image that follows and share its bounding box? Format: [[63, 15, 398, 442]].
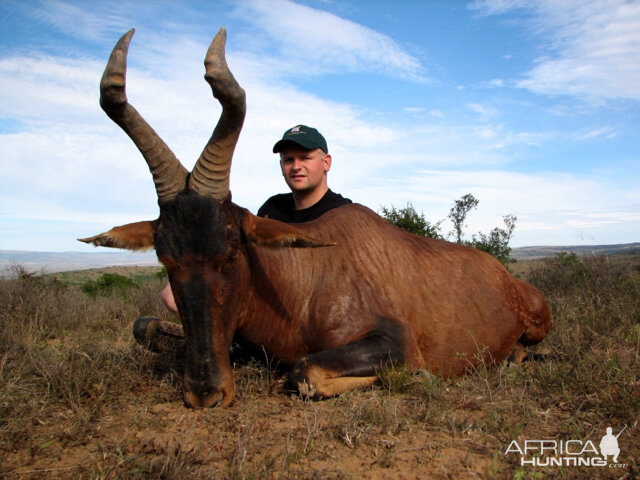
[[0, 255, 638, 479]]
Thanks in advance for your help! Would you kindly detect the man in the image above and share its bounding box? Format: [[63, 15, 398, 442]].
[[158, 124, 350, 313], [259, 124, 351, 222]]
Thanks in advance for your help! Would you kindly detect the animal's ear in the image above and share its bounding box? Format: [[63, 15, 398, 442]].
[[241, 212, 335, 248], [78, 220, 158, 251]]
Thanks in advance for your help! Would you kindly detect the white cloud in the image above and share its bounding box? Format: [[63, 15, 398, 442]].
[[0, 56, 103, 123], [474, 0, 640, 101], [27, 0, 130, 43], [231, 0, 430, 82], [467, 103, 497, 117], [573, 128, 614, 141]]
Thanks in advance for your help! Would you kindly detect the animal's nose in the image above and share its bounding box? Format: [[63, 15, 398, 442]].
[[183, 389, 224, 408], [183, 376, 235, 408]]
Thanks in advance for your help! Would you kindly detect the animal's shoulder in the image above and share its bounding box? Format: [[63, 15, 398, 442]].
[[302, 203, 393, 234], [309, 203, 501, 262], [299, 203, 438, 251]]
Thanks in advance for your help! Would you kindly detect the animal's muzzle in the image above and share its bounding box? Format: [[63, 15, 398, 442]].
[[183, 373, 235, 408]]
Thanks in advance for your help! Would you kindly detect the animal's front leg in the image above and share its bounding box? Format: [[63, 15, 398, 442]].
[[289, 317, 406, 399], [133, 317, 185, 353]]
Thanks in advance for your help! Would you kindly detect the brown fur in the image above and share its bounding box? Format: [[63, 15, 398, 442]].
[[234, 204, 550, 376], [82, 201, 551, 407]]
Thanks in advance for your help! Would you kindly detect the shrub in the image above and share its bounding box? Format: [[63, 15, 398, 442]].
[[379, 203, 443, 239], [156, 266, 169, 279], [380, 194, 517, 268], [469, 214, 517, 268], [81, 273, 139, 298], [528, 252, 639, 336]]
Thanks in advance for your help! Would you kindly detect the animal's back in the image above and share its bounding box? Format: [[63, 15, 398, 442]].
[[249, 203, 548, 374]]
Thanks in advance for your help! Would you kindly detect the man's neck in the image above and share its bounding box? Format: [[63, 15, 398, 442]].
[[292, 186, 329, 210]]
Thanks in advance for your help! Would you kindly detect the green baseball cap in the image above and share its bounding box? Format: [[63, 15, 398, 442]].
[[272, 125, 328, 154]]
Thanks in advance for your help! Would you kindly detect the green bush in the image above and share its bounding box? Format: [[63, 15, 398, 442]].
[[81, 273, 139, 298], [528, 252, 640, 338], [155, 266, 169, 280], [381, 194, 517, 268], [379, 203, 443, 239], [469, 214, 517, 268]]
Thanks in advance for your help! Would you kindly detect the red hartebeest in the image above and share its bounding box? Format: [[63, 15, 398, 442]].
[[80, 28, 551, 408]]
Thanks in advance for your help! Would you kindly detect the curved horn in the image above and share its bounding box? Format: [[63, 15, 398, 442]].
[[101, 29, 188, 205], [189, 27, 246, 200]]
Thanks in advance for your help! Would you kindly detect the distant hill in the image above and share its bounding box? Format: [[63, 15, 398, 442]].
[[0, 250, 159, 276], [511, 242, 640, 260], [2, 242, 638, 276]]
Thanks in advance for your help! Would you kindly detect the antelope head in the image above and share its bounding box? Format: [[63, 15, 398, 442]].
[[79, 29, 326, 407]]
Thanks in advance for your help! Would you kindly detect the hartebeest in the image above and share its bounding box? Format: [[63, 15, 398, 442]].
[[80, 28, 551, 408]]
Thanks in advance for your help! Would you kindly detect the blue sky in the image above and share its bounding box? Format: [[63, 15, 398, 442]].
[[1, 0, 639, 252]]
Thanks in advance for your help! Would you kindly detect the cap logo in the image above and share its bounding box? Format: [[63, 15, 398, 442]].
[[289, 126, 304, 135]]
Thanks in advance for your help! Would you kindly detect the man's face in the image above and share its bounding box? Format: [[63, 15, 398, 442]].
[[279, 146, 331, 194]]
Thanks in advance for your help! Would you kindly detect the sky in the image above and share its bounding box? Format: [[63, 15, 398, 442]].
[[1, 0, 639, 252]]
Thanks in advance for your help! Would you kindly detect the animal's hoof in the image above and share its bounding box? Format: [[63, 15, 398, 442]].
[[297, 380, 317, 399], [133, 316, 185, 353], [506, 342, 527, 365]]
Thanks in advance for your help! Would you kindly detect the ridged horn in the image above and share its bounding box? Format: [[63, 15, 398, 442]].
[[100, 29, 188, 205], [189, 27, 246, 201]]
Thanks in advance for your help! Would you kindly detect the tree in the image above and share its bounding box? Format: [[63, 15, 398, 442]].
[[380, 203, 443, 239], [381, 194, 518, 269], [448, 193, 479, 244], [469, 214, 517, 268]]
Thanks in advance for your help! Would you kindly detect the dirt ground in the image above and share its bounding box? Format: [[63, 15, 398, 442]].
[[0, 379, 520, 479], [4, 354, 638, 480]]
